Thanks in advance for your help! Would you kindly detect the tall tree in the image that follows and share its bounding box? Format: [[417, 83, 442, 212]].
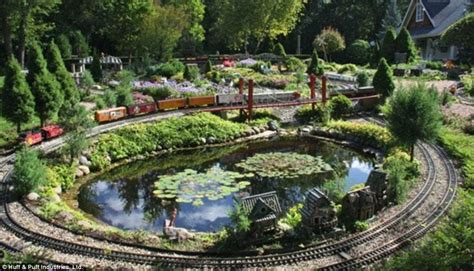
[[373, 58, 395, 100], [1, 57, 36, 132], [46, 40, 80, 111], [12, 146, 47, 197], [70, 31, 90, 57], [90, 53, 102, 82], [60, 104, 94, 164], [211, 0, 307, 52], [382, 0, 401, 29], [27, 41, 63, 127], [307, 49, 323, 76], [395, 28, 418, 63], [383, 84, 442, 161], [56, 34, 72, 59], [313, 27, 346, 61], [381, 27, 397, 64]]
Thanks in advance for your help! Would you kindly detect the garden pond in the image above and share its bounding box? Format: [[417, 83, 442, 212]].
[[77, 137, 374, 233]]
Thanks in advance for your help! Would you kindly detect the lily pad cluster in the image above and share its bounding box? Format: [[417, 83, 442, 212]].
[[236, 152, 332, 179], [153, 166, 252, 206]]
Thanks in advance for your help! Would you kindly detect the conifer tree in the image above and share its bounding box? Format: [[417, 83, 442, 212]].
[[395, 28, 418, 63], [307, 49, 323, 75], [373, 58, 395, 100], [56, 34, 72, 59], [1, 57, 36, 132], [46, 40, 80, 111], [71, 31, 90, 57], [204, 59, 212, 73], [27, 41, 63, 127], [381, 27, 397, 64], [90, 53, 102, 82]]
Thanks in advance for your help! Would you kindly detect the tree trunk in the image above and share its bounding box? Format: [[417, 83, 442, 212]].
[[410, 144, 415, 162], [18, 16, 27, 68]]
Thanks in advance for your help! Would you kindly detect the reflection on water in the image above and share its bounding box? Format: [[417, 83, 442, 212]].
[[78, 138, 374, 232]]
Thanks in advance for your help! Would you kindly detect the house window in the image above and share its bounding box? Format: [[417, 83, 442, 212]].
[[416, 2, 424, 22]]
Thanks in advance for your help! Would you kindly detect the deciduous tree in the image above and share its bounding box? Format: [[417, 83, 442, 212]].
[[313, 27, 346, 62]]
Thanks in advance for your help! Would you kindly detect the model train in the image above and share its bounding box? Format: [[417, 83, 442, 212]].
[[95, 91, 301, 123], [20, 125, 64, 146]]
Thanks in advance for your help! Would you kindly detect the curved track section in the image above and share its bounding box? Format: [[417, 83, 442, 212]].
[[0, 114, 458, 269]]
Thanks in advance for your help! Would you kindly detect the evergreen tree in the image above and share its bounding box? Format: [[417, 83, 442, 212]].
[[382, 0, 401, 29], [71, 31, 90, 57], [116, 83, 133, 107], [383, 84, 442, 161], [274, 43, 287, 58], [307, 49, 323, 75], [204, 59, 212, 73], [1, 57, 36, 132], [395, 28, 418, 63], [60, 104, 94, 164], [27, 41, 63, 127], [90, 53, 102, 82], [56, 34, 72, 59], [46, 40, 80, 111], [381, 27, 397, 64], [12, 146, 47, 197], [373, 58, 395, 100]]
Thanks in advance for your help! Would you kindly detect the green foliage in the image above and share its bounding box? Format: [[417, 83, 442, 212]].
[[80, 70, 95, 93], [279, 203, 303, 228], [1, 57, 36, 132], [328, 95, 352, 120], [103, 89, 117, 107], [154, 167, 252, 206], [425, 61, 443, 71], [356, 71, 370, 87], [442, 12, 474, 63], [90, 53, 102, 82], [461, 74, 474, 96], [274, 42, 287, 57], [150, 59, 185, 78], [346, 39, 371, 65], [184, 64, 200, 81], [236, 152, 332, 179], [229, 201, 251, 233], [313, 27, 346, 61], [382, 84, 442, 160], [354, 220, 369, 232], [383, 149, 420, 203], [285, 57, 307, 73], [373, 58, 395, 99], [56, 34, 72, 59], [48, 163, 75, 190], [350, 183, 366, 191], [326, 120, 394, 148], [60, 104, 94, 164], [381, 27, 396, 63], [383, 189, 474, 270], [395, 28, 418, 63], [116, 83, 133, 107], [27, 41, 63, 126], [206, 70, 221, 83], [337, 64, 357, 74], [307, 50, 323, 75], [140, 86, 175, 101], [0, 248, 49, 264], [90, 113, 246, 170], [70, 31, 90, 57], [439, 128, 474, 188], [251, 61, 271, 74], [295, 105, 331, 124], [12, 147, 47, 196], [46, 40, 80, 110], [204, 60, 213, 73]]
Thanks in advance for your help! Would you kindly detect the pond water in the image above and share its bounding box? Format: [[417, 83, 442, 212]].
[[78, 137, 374, 233]]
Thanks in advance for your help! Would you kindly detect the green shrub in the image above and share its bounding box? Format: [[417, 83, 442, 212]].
[[285, 57, 307, 72], [307, 50, 324, 75], [461, 74, 473, 96], [274, 43, 287, 58], [373, 58, 395, 99], [251, 61, 271, 74], [149, 59, 185, 78], [346, 39, 371, 65], [425, 61, 443, 70], [279, 204, 303, 228], [89, 113, 246, 171], [229, 201, 251, 233], [103, 89, 117, 107], [356, 71, 370, 87], [204, 60, 213, 73], [337, 64, 357, 74], [94, 96, 106, 110], [354, 220, 369, 232], [12, 147, 47, 196], [326, 120, 394, 148], [295, 105, 331, 124], [328, 95, 352, 119], [184, 65, 200, 81], [383, 149, 420, 203], [206, 70, 221, 83], [48, 164, 76, 190], [141, 86, 176, 101]]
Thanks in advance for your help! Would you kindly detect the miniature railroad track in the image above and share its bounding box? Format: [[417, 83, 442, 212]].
[[0, 113, 457, 269]]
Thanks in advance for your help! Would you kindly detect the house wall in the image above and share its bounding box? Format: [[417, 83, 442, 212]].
[[417, 37, 458, 61], [408, 8, 433, 29]]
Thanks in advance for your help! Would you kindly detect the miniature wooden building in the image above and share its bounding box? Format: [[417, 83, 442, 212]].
[[301, 188, 338, 232], [365, 169, 389, 210], [341, 186, 377, 221], [241, 191, 282, 234]]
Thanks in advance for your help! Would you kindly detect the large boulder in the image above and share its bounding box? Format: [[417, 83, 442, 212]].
[[163, 226, 195, 242], [79, 156, 91, 166], [75, 168, 84, 178], [53, 186, 62, 195], [78, 165, 90, 175]]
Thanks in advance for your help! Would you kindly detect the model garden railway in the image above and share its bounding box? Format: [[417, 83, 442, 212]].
[[0, 110, 457, 269]]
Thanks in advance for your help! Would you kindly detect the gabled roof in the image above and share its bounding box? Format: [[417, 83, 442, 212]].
[[79, 55, 122, 65], [301, 188, 332, 219], [401, 0, 471, 38], [241, 191, 282, 216]]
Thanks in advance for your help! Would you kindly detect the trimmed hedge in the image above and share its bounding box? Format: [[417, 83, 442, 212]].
[[326, 120, 394, 148], [90, 113, 247, 170]]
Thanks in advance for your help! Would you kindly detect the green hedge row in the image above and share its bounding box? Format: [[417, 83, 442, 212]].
[[90, 113, 247, 171], [326, 120, 394, 148]]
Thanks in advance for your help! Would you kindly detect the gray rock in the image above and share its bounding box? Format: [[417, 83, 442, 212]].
[[252, 127, 260, 134], [50, 194, 61, 202], [56, 211, 74, 221], [76, 220, 93, 230], [163, 226, 195, 242], [53, 186, 62, 195], [26, 192, 40, 201], [207, 137, 216, 144], [301, 128, 311, 133], [79, 156, 91, 166], [78, 165, 90, 175], [75, 168, 84, 178], [268, 121, 279, 131]]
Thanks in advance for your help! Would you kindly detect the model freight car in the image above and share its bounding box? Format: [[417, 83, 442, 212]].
[[95, 107, 128, 123], [19, 125, 64, 146]]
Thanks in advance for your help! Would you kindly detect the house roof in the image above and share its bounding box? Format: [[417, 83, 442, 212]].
[[79, 55, 122, 65], [241, 191, 282, 215], [401, 0, 471, 39]]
